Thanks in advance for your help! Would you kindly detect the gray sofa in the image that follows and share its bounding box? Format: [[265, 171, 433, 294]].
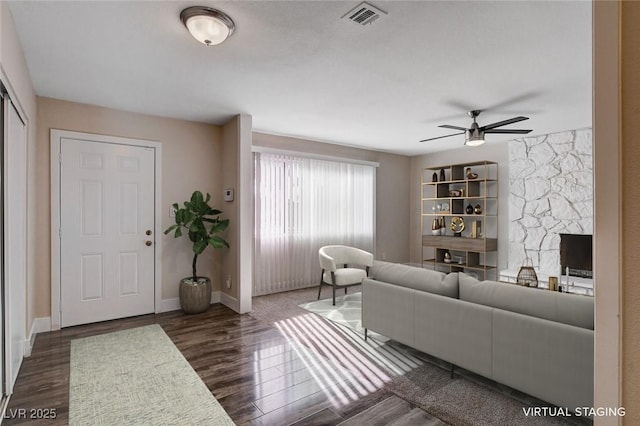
[[362, 261, 594, 410]]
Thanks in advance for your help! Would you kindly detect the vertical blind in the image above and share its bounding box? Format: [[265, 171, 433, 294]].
[[254, 151, 375, 296]]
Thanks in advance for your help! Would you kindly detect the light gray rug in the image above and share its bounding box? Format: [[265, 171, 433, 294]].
[[69, 324, 234, 426], [299, 292, 371, 334]]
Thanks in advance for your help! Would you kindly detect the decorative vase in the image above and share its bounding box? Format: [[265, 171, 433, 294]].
[[466, 204, 474, 214], [474, 204, 483, 214], [431, 218, 440, 235], [439, 168, 446, 182], [432, 172, 438, 182], [179, 276, 212, 314]]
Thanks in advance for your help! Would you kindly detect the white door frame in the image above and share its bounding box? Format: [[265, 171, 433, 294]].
[[2, 97, 24, 400], [50, 130, 162, 330], [4, 95, 27, 396]]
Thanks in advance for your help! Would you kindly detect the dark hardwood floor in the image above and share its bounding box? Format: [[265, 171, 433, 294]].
[[3, 299, 436, 426], [3, 287, 594, 426]]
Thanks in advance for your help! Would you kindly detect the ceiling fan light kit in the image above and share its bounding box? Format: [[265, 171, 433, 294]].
[[420, 109, 533, 146], [180, 6, 235, 46], [465, 129, 485, 146]]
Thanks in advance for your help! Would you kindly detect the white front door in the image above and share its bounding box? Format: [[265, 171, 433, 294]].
[[60, 138, 156, 327]]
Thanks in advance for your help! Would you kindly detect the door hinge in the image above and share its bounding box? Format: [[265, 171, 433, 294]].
[[59, 152, 62, 163], [59, 228, 62, 239]]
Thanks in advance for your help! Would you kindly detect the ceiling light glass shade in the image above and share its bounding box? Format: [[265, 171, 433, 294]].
[[465, 129, 485, 146], [180, 7, 235, 46]]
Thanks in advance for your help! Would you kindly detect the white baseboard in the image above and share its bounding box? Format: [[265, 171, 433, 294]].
[[24, 293, 228, 355], [160, 297, 180, 312], [24, 317, 52, 357], [221, 292, 240, 312], [160, 291, 222, 313]]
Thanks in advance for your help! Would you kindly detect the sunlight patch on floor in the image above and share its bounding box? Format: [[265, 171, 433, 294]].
[[273, 313, 422, 407]]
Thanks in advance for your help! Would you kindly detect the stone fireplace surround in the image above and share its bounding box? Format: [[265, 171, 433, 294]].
[[500, 128, 593, 291]]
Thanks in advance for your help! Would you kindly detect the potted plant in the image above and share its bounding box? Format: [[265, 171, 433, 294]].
[[165, 190, 229, 314]]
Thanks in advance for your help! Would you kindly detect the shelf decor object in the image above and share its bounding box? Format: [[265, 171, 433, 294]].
[[466, 167, 479, 179], [420, 160, 498, 280], [548, 276, 559, 291], [471, 220, 481, 238], [517, 263, 538, 287], [450, 216, 465, 236], [431, 218, 441, 235]]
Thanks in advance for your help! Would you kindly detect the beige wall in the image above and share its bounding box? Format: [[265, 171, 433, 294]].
[[220, 115, 253, 313], [0, 3, 36, 117], [221, 118, 239, 300], [409, 142, 509, 270], [0, 2, 38, 335], [621, 1, 640, 421], [36, 97, 224, 318], [252, 132, 411, 263]]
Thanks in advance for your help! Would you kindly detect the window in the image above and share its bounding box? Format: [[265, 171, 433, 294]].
[[254, 151, 375, 295]]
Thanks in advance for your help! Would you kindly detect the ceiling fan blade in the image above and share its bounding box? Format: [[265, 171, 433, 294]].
[[443, 100, 477, 112], [484, 129, 533, 134], [482, 91, 542, 111], [438, 124, 468, 131], [481, 116, 529, 130], [419, 132, 465, 143]]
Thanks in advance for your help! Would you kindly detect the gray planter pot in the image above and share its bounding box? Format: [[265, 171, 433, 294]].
[[179, 276, 211, 314]]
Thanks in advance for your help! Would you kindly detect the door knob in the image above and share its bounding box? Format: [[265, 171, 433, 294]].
[[145, 241, 152, 246], [146, 230, 152, 235]]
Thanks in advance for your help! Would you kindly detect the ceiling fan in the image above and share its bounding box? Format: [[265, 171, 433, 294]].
[[420, 110, 533, 146]]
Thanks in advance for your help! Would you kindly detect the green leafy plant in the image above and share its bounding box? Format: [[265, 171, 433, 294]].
[[165, 191, 229, 281]]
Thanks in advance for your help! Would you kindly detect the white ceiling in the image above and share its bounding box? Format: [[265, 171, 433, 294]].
[[7, 1, 592, 156]]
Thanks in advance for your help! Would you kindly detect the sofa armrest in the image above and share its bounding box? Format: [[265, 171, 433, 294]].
[[362, 278, 414, 346]]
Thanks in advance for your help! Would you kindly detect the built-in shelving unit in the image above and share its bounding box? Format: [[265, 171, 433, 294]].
[[421, 160, 498, 280]]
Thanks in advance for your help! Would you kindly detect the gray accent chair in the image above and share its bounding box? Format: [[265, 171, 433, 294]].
[[318, 245, 373, 305]]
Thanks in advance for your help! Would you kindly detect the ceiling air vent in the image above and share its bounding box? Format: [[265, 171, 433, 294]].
[[342, 2, 387, 26]]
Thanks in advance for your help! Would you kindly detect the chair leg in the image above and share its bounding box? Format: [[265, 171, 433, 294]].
[[317, 269, 324, 300], [331, 271, 337, 305], [364, 328, 368, 341], [345, 287, 348, 295]]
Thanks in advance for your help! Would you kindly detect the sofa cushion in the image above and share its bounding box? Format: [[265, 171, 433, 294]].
[[371, 261, 458, 298], [459, 273, 594, 330]]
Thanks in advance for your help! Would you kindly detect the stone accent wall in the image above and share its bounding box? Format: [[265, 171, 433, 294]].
[[508, 129, 593, 275]]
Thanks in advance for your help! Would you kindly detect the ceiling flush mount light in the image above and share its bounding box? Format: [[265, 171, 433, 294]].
[[180, 6, 235, 46]]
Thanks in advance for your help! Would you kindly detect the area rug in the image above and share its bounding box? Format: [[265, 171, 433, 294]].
[[298, 291, 390, 341], [69, 324, 234, 426]]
